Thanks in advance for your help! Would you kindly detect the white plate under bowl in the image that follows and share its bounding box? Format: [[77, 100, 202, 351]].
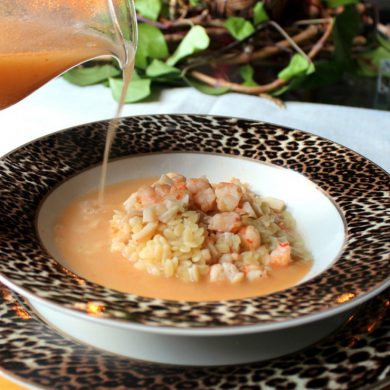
[[35, 152, 346, 365], [1, 283, 388, 388], [0, 115, 388, 365]]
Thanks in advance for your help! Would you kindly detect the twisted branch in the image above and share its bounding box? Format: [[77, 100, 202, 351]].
[[189, 18, 335, 96], [220, 25, 319, 65], [132, 1, 374, 100]]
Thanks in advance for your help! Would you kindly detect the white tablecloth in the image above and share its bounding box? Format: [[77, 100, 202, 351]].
[[1, 78, 389, 172]]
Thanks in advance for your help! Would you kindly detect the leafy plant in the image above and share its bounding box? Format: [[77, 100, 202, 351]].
[[64, 0, 389, 103]]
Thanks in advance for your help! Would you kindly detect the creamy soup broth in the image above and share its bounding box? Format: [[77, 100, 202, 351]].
[[54, 178, 312, 301]]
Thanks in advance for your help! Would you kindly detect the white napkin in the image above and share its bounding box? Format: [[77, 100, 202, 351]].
[[0, 78, 389, 172]]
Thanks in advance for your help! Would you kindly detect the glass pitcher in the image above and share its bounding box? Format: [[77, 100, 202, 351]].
[[0, 0, 137, 110]]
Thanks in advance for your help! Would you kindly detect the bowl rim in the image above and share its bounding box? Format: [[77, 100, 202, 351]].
[[0, 113, 389, 332]]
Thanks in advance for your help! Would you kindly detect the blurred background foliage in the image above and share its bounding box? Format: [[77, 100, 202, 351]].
[[64, 0, 390, 108]]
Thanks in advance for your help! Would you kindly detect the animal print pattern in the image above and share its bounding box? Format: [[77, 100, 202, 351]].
[[0, 115, 389, 327], [0, 285, 388, 389]]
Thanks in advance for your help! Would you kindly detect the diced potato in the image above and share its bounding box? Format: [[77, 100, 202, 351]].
[[262, 197, 285, 212]]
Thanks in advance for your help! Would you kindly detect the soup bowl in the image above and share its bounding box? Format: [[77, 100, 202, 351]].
[[0, 114, 389, 365]]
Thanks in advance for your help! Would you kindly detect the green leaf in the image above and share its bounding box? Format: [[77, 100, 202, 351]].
[[271, 84, 291, 97], [189, 0, 201, 5], [167, 26, 210, 66], [378, 33, 390, 53], [253, 2, 269, 26], [160, 2, 170, 18], [135, 24, 169, 69], [63, 65, 121, 86], [130, 71, 142, 81], [135, 0, 162, 21], [239, 65, 258, 86], [332, 5, 360, 66], [224, 17, 255, 41], [146, 59, 180, 77], [272, 60, 344, 96], [109, 76, 152, 103], [151, 77, 185, 86], [278, 54, 315, 81], [184, 77, 230, 95], [357, 44, 390, 77], [299, 61, 344, 88], [326, 0, 358, 8]]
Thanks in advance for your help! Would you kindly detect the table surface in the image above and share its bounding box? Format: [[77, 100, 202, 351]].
[[0, 79, 389, 390], [0, 377, 25, 390]]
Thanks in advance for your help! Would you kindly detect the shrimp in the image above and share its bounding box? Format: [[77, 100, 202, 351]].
[[236, 201, 257, 218], [138, 178, 189, 209], [168, 183, 190, 205], [210, 263, 244, 283], [269, 242, 291, 267], [215, 182, 242, 212], [210, 264, 225, 282], [222, 263, 244, 283], [239, 225, 261, 250], [186, 177, 210, 193], [219, 253, 233, 263], [156, 174, 174, 186], [187, 177, 216, 213], [193, 187, 216, 213], [208, 212, 242, 233], [204, 232, 219, 262], [167, 172, 186, 184], [243, 265, 266, 281], [154, 183, 171, 197], [154, 177, 190, 205], [136, 186, 161, 208]]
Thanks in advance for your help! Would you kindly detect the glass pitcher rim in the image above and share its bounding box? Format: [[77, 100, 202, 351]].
[[107, 0, 138, 69]]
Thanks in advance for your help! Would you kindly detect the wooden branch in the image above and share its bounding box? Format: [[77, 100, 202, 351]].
[[158, 9, 210, 28], [308, 18, 334, 58], [294, 18, 330, 26], [165, 26, 227, 42], [268, 20, 312, 64], [189, 19, 334, 96], [221, 25, 319, 65], [204, 26, 229, 35], [164, 32, 187, 42], [170, 9, 210, 27], [136, 16, 167, 29], [189, 70, 286, 94]]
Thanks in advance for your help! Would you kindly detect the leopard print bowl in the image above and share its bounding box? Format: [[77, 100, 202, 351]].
[[0, 114, 389, 332]]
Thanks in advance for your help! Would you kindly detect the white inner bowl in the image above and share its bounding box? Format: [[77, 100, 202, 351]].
[[38, 152, 346, 284]]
